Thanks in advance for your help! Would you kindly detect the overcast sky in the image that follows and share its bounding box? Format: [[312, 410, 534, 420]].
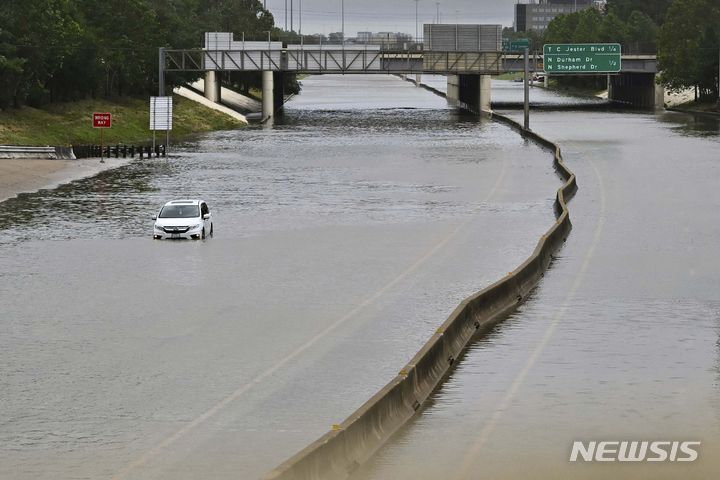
[[262, 0, 518, 37]]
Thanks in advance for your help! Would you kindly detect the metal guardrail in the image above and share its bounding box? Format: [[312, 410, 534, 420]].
[[0, 145, 57, 159]]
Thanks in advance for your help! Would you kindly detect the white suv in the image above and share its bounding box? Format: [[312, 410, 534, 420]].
[[152, 199, 213, 240]]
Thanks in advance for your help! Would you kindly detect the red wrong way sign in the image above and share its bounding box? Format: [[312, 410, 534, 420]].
[[92, 112, 112, 128]]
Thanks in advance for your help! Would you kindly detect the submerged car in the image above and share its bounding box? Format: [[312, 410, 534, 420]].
[[152, 199, 213, 240]]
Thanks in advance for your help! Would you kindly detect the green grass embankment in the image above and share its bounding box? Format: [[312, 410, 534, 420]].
[[0, 94, 244, 146]]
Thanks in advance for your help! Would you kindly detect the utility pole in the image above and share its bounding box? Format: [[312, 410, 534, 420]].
[[436, 2, 440, 24], [341, 0, 345, 43], [285, 0, 287, 30], [414, 0, 419, 42], [291, 0, 294, 32], [299, 0, 302, 35]]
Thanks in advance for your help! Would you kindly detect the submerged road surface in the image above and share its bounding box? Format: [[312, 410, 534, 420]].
[[1, 75, 560, 479], [352, 98, 720, 478]]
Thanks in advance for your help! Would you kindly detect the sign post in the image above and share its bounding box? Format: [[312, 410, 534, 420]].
[[543, 43, 621, 74], [92, 112, 112, 163], [524, 48, 530, 130], [150, 96, 173, 156]]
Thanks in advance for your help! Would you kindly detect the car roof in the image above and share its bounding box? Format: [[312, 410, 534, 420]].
[[163, 199, 203, 206]]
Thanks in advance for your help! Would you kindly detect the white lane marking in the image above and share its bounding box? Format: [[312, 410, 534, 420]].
[[112, 156, 509, 479], [455, 158, 606, 479]]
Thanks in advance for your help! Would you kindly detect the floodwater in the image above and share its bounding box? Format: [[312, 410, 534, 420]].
[[420, 74, 607, 107], [352, 90, 720, 478], [0, 75, 561, 479]]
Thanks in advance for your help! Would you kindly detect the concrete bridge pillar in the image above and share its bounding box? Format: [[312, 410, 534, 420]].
[[262, 70, 274, 121], [608, 73, 664, 109], [479, 74, 492, 113], [447, 75, 460, 106], [273, 71, 285, 116], [654, 78, 665, 109], [415, 73, 422, 87], [204, 71, 221, 103], [452, 74, 492, 114]]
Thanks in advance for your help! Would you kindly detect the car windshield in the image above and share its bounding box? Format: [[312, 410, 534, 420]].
[[159, 205, 199, 218]]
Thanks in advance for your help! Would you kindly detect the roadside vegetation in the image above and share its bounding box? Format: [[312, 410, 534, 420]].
[[506, 0, 719, 106], [0, 95, 244, 146], [0, 1, 301, 145]]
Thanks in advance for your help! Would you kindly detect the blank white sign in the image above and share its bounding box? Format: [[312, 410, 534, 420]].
[[150, 96, 173, 131]]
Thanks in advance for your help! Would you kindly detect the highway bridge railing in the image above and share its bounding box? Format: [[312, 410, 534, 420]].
[[164, 49, 656, 74]]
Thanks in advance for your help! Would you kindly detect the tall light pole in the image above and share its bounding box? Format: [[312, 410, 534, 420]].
[[291, 0, 294, 32], [299, 0, 302, 35], [341, 0, 345, 43], [414, 0, 419, 42], [285, 0, 287, 30], [436, 2, 440, 24]]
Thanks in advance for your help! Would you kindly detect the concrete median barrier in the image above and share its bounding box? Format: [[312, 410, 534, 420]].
[[264, 92, 577, 480]]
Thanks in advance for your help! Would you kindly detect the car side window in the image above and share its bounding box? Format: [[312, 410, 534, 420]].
[[201, 203, 209, 216]]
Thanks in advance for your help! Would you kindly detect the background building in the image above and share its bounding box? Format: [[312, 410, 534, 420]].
[[351, 31, 413, 47], [514, 0, 599, 32]]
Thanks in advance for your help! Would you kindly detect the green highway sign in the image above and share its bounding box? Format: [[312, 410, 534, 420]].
[[503, 38, 530, 53], [543, 43, 621, 73]]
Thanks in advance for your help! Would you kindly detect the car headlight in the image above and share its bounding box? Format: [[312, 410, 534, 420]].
[[188, 224, 201, 230], [154, 224, 164, 231]]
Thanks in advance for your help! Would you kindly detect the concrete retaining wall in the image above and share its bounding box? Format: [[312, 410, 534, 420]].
[[264, 84, 577, 480]]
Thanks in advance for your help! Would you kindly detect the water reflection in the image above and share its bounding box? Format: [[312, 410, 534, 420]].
[[657, 111, 720, 138]]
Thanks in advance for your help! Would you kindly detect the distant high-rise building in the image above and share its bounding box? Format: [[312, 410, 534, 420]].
[[514, 0, 598, 32]]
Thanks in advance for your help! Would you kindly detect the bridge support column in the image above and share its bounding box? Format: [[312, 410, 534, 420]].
[[654, 77, 665, 109], [453, 74, 492, 115], [479, 74, 492, 113], [204, 71, 221, 103], [608, 73, 664, 109], [447, 75, 460, 106], [262, 70, 274, 121], [273, 71, 285, 116], [415, 73, 422, 87]]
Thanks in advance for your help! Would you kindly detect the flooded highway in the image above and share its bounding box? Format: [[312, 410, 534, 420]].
[[0, 75, 561, 479], [419, 74, 607, 107], [352, 88, 720, 478]]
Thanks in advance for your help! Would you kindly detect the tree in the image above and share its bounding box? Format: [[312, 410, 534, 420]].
[[0, 0, 291, 106], [658, 0, 720, 98], [0, 27, 25, 108], [625, 11, 659, 53], [606, 0, 673, 26]]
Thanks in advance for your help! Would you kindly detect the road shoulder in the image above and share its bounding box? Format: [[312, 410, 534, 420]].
[[0, 158, 133, 203]]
